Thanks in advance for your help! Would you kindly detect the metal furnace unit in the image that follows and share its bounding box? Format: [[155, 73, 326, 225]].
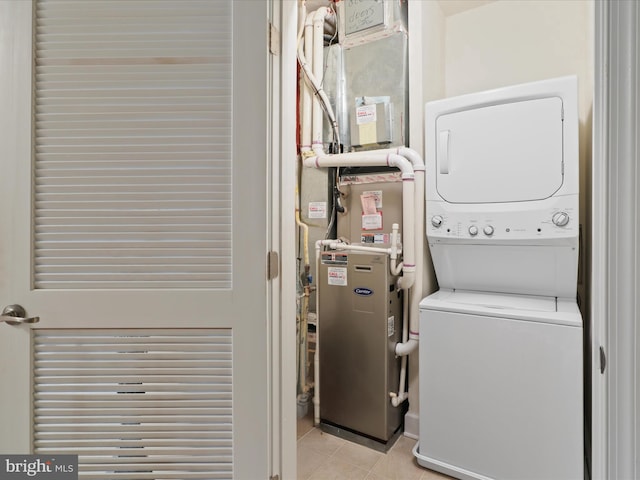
[[318, 250, 404, 450]]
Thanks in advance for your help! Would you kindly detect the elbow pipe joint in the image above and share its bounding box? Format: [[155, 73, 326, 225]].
[[312, 143, 324, 155], [390, 392, 409, 407], [395, 338, 418, 357], [313, 6, 331, 24], [397, 272, 415, 290], [395, 147, 426, 169], [386, 153, 415, 178]]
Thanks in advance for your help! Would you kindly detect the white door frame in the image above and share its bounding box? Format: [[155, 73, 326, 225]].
[[593, 1, 640, 478], [271, 1, 298, 479], [591, 2, 608, 478]]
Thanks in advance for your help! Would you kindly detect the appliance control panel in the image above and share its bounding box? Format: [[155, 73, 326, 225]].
[[426, 199, 578, 242]]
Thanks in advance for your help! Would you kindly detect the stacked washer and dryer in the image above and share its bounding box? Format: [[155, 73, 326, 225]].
[[414, 77, 584, 479]]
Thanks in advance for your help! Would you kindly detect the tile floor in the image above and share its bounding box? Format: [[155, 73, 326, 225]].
[[297, 414, 455, 480]]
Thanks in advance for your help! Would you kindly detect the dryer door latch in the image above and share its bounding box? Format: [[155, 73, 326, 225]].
[[599, 345, 607, 374]]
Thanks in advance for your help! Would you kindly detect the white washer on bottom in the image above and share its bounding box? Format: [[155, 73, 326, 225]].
[[415, 289, 583, 480]]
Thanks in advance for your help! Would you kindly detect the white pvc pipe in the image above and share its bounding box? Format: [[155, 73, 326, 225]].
[[395, 332, 418, 356], [313, 240, 322, 425], [298, 291, 308, 396], [312, 7, 329, 154], [310, 146, 404, 163], [390, 148, 424, 398], [297, 9, 338, 152], [335, 0, 345, 44], [396, 146, 425, 171], [326, 241, 392, 255], [391, 358, 409, 406], [395, 147, 425, 352], [296, 1, 306, 45], [409, 166, 424, 343], [300, 12, 314, 154], [390, 291, 410, 406], [396, 174, 416, 291], [390, 223, 404, 276], [390, 147, 425, 398], [305, 151, 412, 175]]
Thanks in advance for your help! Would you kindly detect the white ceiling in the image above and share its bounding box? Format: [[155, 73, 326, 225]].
[[437, 0, 496, 17]]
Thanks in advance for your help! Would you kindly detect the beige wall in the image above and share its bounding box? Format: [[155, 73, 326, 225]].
[[445, 0, 592, 101], [408, 0, 594, 438]]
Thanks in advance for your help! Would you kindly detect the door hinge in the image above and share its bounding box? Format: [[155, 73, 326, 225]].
[[270, 475, 280, 480], [599, 345, 606, 374], [269, 22, 280, 56], [267, 251, 279, 280]]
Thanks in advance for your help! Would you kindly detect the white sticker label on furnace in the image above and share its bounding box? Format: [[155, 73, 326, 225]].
[[388, 316, 395, 337], [362, 212, 383, 230], [327, 267, 347, 286], [308, 202, 327, 219]]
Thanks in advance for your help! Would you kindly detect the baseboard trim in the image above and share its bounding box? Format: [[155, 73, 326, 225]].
[[403, 411, 419, 439]]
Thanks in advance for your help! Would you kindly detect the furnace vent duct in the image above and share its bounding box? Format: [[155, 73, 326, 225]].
[[322, 0, 408, 153]]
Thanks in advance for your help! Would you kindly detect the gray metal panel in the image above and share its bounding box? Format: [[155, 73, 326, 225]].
[[318, 251, 403, 441], [344, 33, 408, 151], [322, 33, 408, 152], [336, 174, 403, 246]]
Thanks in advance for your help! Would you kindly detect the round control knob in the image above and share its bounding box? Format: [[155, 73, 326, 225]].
[[431, 215, 443, 228], [468, 225, 478, 236], [483, 225, 494, 236], [552, 212, 570, 227]]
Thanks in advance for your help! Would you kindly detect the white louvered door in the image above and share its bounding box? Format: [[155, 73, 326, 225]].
[[0, 1, 270, 479]]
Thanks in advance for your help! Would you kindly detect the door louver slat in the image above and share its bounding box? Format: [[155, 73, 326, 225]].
[[33, 0, 232, 290], [33, 329, 233, 479]]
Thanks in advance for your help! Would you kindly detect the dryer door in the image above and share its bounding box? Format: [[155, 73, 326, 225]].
[[435, 97, 564, 203]]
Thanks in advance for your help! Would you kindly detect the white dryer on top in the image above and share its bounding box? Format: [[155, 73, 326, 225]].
[[425, 75, 579, 298]]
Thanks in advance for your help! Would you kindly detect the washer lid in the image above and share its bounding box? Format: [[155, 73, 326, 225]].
[[435, 97, 564, 204], [420, 289, 583, 328], [434, 289, 557, 312]]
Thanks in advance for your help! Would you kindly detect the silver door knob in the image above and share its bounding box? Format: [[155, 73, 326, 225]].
[[1, 304, 40, 326]]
